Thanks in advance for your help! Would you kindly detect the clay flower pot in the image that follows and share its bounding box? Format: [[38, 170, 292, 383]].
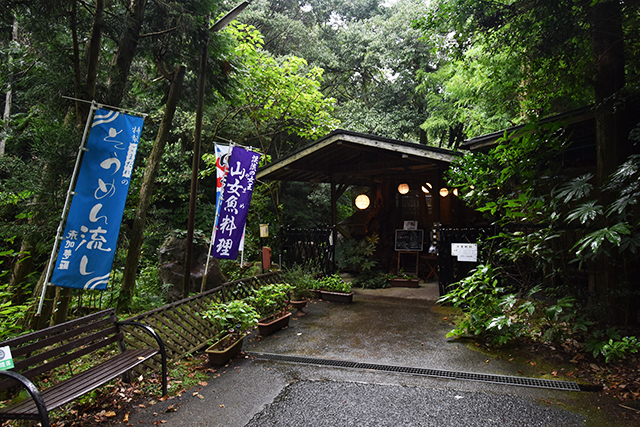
[[289, 299, 308, 317]]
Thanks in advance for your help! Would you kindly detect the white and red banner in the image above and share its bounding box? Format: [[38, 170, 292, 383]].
[[211, 146, 259, 259]]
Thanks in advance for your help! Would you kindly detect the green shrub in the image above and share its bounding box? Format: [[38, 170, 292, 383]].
[[601, 336, 640, 363], [352, 269, 389, 289], [201, 299, 259, 337], [319, 274, 352, 293], [249, 283, 294, 318], [438, 264, 533, 346], [282, 264, 320, 299], [338, 234, 379, 273]]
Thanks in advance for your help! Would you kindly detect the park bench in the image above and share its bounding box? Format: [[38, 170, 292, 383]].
[[0, 308, 167, 427]]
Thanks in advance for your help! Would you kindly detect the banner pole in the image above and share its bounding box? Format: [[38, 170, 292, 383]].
[[37, 101, 98, 315], [201, 224, 216, 293]]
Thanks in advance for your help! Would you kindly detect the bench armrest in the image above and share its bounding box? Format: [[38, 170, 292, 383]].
[[0, 370, 50, 427], [116, 321, 168, 396]]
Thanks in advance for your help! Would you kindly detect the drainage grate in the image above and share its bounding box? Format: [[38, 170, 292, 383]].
[[246, 352, 581, 392]]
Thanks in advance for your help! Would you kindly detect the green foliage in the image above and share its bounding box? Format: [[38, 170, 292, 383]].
[[249, 283, 294, 318], [110, 266, 167, 314], [601, 336, 640, 363], [223, 21, 340, 148], [568, 155, 640, 264], [282, 264, 320, 300], [443, 118, 640, 357], [415, 0, 595, 120], [438, 264, 528, 346], [0, 283, 28, 340], [318, 274, 352, 293], [280, 182, 354, 229], [537, 296, 593, 344], [439, 264, 597, 348], [416, 43, 525, 147], [352, 269, 390, 289], [219, 259, 244, 282], [447, 123, 572, 291], [201, 299, 259, 336], [337, 234, 379, 273]]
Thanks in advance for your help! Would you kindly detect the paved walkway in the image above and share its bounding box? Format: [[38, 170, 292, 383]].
[[127, 283, 639, 426]]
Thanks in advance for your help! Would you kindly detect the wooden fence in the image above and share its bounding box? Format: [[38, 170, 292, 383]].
[[121, 271, 284, 364]]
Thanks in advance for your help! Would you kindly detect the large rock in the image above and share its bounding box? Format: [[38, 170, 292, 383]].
[[158, 232, 227, 302]]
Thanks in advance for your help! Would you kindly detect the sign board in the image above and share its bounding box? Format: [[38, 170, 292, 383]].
[[395, 229, 424, 252], [51, 108, 143, 290], [0, 346, 14, 371], [451, 243, 478, 262]]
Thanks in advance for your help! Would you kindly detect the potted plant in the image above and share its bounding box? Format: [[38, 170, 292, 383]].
[[283, 265, 317, 316], [250, 283, 294, 336], [201, 299, 259, 365], [318, 274, 354, 303], [386, 271, 420, 288]]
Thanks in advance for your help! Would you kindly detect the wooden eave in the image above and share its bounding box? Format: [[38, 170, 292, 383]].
[[462, 106, 595, 152], [257, 130, 458, 186]]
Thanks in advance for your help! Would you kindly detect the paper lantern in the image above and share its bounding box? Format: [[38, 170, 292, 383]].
[[355, 194, 370, 210]]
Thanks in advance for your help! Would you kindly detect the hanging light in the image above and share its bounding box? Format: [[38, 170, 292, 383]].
[[421, 182, 433, 194], [453, 188, 459, 196], [355, 194, 370, 210], [439, 187, 449, 197], [397, 183, 410, 194]]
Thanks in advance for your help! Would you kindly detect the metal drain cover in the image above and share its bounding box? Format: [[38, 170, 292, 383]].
[[246, 352, 581, 392]]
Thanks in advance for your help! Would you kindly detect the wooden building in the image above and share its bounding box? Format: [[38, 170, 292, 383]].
[[256, 129, 476, 275]]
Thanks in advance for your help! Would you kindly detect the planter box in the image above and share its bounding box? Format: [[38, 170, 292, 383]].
[[320, 291, 354, 303], [258, 312, 292, 336], [205, 333, 245, 365], [388, 278, 420, 288], [309, 289, 322, 299]]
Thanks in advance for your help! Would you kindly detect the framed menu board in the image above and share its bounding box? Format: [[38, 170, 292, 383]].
[[394, 229, 424, 252]]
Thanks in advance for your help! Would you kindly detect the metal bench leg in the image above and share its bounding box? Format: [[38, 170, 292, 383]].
[[0, 370, 50, 427]]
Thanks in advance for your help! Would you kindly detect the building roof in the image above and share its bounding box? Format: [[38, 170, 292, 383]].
[[256, 129, 458, 186], [462, 106, 595, 152]]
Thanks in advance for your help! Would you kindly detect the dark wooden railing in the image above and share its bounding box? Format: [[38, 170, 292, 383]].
[[123, 271, 284, 362]]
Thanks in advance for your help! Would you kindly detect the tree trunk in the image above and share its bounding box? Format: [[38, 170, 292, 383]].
[[78, 0, 104, 121], [105, 0, 148, 106], [590, 0, 627, 187], [1, 15, 18, 156], [589, 1, 627, 324], [70, 0, 83, 126], [51, 287, 72, 326], [22, 271, 56, 331], [8, 238, 34, 306], [117, 65, 186, 314]]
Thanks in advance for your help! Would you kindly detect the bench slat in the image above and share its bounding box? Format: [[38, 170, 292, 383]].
[[11, 314, 118, 359], [8, 328, 123, 383], [0, 348, 157, 417], [2, 309, 116, 350]]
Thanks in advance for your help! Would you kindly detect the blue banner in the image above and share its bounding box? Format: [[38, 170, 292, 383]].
[[211, 146, 260, 260], [51, 108, 143, 290]]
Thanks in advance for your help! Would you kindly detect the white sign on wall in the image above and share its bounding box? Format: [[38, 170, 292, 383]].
[[451, 243, 478, 262]]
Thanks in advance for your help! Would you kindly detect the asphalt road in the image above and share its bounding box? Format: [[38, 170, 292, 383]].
[[125, 284, 640, 427]]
